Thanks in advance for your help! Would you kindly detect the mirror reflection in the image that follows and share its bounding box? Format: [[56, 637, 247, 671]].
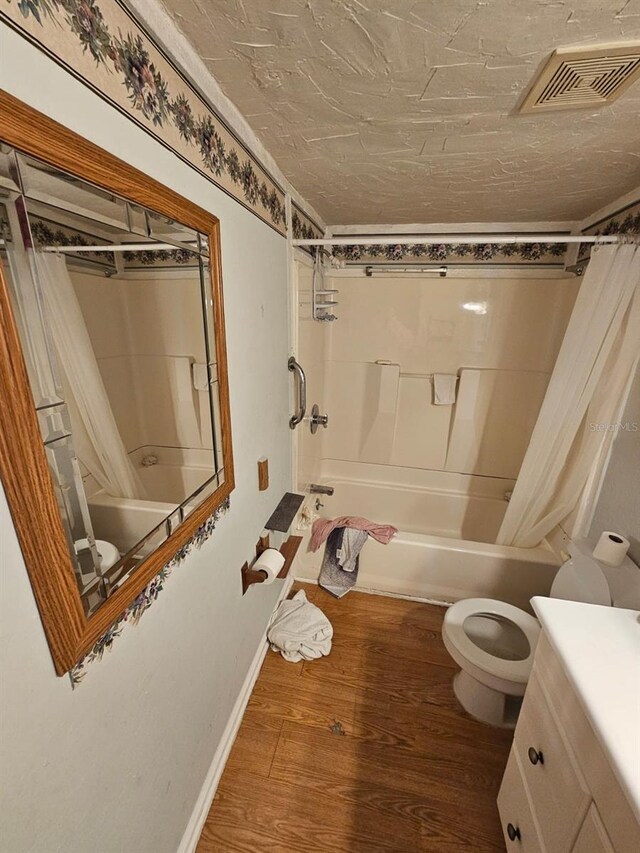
[[0, 147, 225, 615]]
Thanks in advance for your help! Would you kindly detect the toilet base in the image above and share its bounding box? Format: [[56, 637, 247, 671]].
[[452, 670, 522, 729]]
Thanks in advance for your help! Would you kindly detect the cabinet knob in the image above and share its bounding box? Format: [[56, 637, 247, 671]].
[[507, 823, 521, 842], [528, 746, 544, 766]]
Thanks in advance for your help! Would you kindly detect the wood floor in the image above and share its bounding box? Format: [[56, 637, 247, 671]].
[[196, 584, 512, 852]]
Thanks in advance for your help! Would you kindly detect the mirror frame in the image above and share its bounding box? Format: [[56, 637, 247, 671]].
[[0, 90, 235, 675]]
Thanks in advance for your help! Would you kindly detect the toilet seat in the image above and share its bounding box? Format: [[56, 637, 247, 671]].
[[443, 598, 540, 696]]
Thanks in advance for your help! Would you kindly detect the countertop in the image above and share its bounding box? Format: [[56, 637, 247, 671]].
[[532, 596, 640, 820]]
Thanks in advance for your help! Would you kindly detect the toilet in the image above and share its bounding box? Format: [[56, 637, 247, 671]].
[[74, 538, 120, 572], [442, 549, 611, 728]]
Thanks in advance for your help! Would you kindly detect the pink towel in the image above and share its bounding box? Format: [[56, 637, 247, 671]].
[[310, 516, 398, 553]]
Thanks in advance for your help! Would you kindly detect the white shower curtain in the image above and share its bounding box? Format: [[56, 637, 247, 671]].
[[496, 243, 640, 548], [33, 253, 145, 500]]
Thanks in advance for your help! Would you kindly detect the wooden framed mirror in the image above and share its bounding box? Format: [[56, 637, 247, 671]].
[[0, 91, 234, 675]]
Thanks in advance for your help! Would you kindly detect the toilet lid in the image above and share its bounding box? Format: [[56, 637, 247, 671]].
[[444, 598, 540, 685], [550, 555, 611, 605]]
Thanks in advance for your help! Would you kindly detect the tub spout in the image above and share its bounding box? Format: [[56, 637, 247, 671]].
[[309, 484, 334, 496]]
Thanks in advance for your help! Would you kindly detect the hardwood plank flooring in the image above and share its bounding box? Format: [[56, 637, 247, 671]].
[[196, 584, 511, 852]]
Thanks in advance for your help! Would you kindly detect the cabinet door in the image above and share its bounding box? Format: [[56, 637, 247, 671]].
[[514, 671, 590, 851], [572, 805, 614, 853], [498, 749, 544, 852]]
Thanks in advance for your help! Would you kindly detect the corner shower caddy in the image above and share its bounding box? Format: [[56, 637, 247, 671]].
[[312, 249, 338, 321]]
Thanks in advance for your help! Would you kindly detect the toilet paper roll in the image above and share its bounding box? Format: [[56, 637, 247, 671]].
[[592, 531, 630, 567], [253, 548, 285, 585]]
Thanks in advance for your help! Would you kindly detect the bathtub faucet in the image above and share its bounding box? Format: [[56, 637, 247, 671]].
[[309, 484, 334, 496]]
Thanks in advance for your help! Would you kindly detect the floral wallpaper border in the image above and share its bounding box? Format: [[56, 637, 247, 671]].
[[291, 202, 324, 252], [578, 200, 640, 264], [122, 246, 197, 268], [30, 216, 200, 269], [31, 217, 119, 267], [331, 239, 567, 265], [69, 497, 230, 686], [1, 0, 287, 234]]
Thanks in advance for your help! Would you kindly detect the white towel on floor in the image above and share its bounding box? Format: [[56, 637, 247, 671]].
[[433, 373, 458, 405], [267, 590, 333, 662]]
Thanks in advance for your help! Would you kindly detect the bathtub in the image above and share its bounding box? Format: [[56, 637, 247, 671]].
[[87, 451, 217, 558], [294, 463, 560, 612]]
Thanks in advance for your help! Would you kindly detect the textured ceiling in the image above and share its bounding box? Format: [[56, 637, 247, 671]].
[[161, 0, 640, 225]]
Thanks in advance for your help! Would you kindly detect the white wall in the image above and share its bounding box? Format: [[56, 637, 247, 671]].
[[0, 26, 291, 853], [589, 365, 640, 564]]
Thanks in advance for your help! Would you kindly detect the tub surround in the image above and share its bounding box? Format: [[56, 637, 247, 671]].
[[306, 464, 516, 542], [71, 270, 215, 457], [317, 273, 578, 482], [293, 262, 580, 619], [294, 268, 580, 613], [531, 596, 640, 821]]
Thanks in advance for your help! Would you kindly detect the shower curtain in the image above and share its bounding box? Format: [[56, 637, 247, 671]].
[[33, 253, 145, 500], [496, 243, 640, 548]]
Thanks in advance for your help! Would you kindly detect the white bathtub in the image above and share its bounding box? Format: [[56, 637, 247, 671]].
[[294, 464, 560, 612], [87, 452, 217, 557]]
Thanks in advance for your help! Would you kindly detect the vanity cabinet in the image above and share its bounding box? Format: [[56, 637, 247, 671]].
[[498, 633, 640, 852]]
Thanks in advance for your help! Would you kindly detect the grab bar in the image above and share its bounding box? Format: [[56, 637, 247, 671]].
[[288, 356, 306, 429]]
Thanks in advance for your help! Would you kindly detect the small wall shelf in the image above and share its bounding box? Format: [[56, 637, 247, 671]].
[[264, 492, 304, 533]]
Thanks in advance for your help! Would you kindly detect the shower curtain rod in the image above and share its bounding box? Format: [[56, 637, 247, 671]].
[[365, 265, 448, 276], [41, 242, 196, 253], [292, 234, 623, 247]]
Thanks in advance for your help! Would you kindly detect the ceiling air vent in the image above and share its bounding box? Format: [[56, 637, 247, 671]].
[[519, 42, 640, 113]]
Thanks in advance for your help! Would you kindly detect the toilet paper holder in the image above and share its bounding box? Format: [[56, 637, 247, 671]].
[[241, 545, 285, 594], [240, 537, 302, 594], [241, 562, 270, 594]]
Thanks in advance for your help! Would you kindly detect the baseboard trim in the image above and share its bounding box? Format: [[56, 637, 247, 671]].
[[293, 575, 451, 607], [177, 575, 294, 853]]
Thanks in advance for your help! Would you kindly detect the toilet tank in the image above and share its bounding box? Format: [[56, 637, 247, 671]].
[[550, 551, 611, 606]]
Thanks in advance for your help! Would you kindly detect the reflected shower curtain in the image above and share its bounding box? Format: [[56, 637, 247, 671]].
[[496, 243, 640, 548], [33, 253, 145, 500]]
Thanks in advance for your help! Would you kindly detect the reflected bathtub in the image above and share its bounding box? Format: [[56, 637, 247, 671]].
[[87, 457, 216, 557]]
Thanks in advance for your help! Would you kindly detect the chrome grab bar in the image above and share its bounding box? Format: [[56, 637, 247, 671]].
[[288, 356, 306, 429]]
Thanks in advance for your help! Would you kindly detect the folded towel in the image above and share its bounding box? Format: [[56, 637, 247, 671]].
[[310, 516, 398, 553], [319, 527, 369, 598], [192, 362, 209, 392], [267, 589, 333, 662], [433, 373, 458, 405]]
